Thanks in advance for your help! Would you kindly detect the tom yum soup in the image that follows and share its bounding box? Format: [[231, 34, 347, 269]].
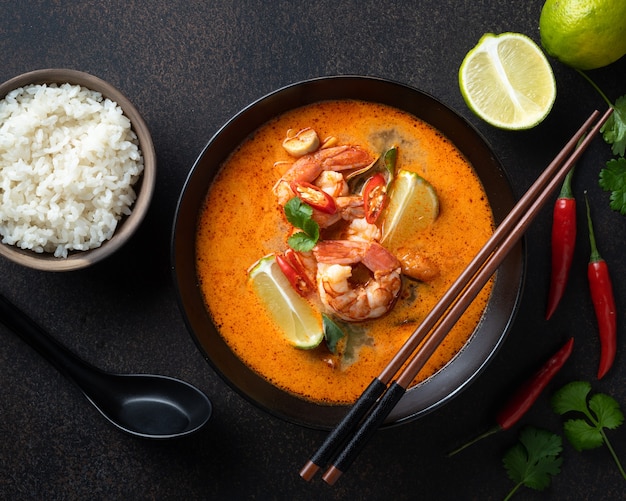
[[196, 100, 494, 405]]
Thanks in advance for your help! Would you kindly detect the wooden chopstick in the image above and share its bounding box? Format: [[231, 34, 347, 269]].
[[300, 107, 614, 485]]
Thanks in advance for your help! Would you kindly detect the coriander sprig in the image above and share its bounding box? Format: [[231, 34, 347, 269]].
[[576, 70, 626, 157], [601, 95, 626, 157], [284, 197, 320, 251], [552, 381, 626, 480], [599, 157, 626, 215], [502, 426, 563, 501], [576, 69, 626, 214]]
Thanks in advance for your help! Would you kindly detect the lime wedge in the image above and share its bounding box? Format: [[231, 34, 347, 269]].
[[380, 169, 439, 248], [459, 32, 556, 130], [248, 255, 324, 349]]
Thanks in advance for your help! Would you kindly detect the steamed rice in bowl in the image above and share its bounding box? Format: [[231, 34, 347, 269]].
[[0, 82, 144, 258]]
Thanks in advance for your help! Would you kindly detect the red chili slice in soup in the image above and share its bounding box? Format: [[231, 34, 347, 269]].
[[276, 249, 315, 296], [290, 181, 337, 214], [363, 173, 387, 224]]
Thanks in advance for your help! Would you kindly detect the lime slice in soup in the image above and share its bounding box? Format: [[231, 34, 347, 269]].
[[380, 169, 439, 248], [248, 254, 324, 349]]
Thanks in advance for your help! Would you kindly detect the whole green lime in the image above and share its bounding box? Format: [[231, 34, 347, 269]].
[[539, 0, 626, 70]]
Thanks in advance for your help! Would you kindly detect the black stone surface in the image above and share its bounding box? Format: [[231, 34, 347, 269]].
[[1, 1, 625, 499]]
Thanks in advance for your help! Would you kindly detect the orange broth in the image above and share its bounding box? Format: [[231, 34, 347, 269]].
[[196, 100, 494, 405]]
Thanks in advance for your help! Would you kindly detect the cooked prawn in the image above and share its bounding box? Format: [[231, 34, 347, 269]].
[[314, 171, 349, 198], [312, 195, 365, 229], [344, 217, 381, 242], [313, 240, 401, 322], [273, 145, 374, 205]]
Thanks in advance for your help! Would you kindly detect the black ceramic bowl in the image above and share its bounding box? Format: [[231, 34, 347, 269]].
[[172, 76, 524, 430]]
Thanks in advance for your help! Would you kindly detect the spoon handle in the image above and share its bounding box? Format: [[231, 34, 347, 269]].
[[0, 292, 102, 387]]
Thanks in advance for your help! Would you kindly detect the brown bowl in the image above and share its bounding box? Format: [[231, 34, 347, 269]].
[[172, 76, 525, 429], [0, 69, 156, 271]]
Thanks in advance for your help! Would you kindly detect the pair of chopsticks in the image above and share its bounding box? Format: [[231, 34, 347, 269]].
[[300, 107, 614, 485]]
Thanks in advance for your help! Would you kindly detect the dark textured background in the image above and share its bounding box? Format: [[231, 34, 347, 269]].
[[1, 1, 626, 499]]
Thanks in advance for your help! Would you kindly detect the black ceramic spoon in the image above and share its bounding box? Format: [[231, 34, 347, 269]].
[[0, 293, 212, 438]]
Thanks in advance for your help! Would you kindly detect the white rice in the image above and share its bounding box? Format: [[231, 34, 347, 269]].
[[0, 83, 144, 258]]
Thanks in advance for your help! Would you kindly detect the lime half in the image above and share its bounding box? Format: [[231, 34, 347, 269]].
[[380, 169, 439, 248], [248, 254, 323, 349], [459, 32, 556, 130]]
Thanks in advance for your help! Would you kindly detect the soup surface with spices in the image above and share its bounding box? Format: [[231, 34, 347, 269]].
[[196, 99, 494, 405]]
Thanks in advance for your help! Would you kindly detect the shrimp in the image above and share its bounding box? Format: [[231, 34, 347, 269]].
[[314, 171, 349, 198], [345, 217, 381, 242], [273, 145, 374, 205], [312, 195, 365, 229], [313, 240, 402, 322]]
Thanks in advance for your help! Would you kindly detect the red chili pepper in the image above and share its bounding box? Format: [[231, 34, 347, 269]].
[[276, 249, 315, 297], [546, 167, 576, 320], [585, 195, 617, 379], [447, 337, 574, 456], [363, 173, 387, 224], [496, 337, 574, 429], [290, 181, 337, 214]]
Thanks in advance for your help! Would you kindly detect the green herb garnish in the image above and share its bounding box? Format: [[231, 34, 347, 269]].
[[577, 71, 626, 157], [576, 70, 626, 215], [552, 381, 626, 480], [322, 314, 345, 354], [502, 426, 563, 501], [383, 146, 398, 184], [601, 95, 626, 157], [599, 157, 626, 215], [284, 197, 320, 251]]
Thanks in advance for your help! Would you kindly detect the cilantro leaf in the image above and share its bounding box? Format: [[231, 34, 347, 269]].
[[601, 95, 626, 157], [599, 157, 626, 215], [503, 427, 562, 498], [590, 393, 625, 430], [284, 197, 313, 227], [288, 231, 318, 252], [563, 419, 604, 451], [552, 381, 626, 479], [301, 218, 320, 241], [551, 380, 591, 415], [575, 71, 626, 216], [284, 197, 320, 251], [551, 381, 625, 446], [575, 72, 626, 215]]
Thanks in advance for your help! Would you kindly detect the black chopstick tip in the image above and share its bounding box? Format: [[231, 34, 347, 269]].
[[322, 465, 343, 485], [299, 461, 320, 481]]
